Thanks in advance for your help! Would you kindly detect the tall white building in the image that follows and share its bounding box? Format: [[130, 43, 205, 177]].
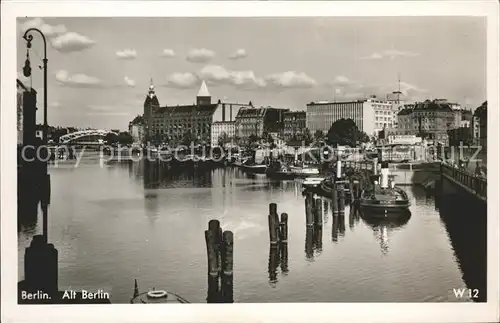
[[211, 121, 236, 147], [306, 98, 397, 137]]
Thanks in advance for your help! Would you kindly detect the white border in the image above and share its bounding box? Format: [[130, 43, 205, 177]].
[[1, 1, 499, 322]]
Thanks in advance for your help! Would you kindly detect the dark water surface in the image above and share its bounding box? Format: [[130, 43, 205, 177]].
[[18, 158, 483, 303]]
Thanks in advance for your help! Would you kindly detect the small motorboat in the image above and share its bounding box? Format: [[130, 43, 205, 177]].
[[358, 162, 411, 217], [301, 177, 325, 188], [289, 165, 320, 177], [130, 281, 189, 304], [266, 161, 296, 180], [237, 158, 267, 174]]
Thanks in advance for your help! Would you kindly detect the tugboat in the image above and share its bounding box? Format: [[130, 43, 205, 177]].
[[266, 160, 295, 180], [130, 280, 189, 304], [358, 162, 411, 217]]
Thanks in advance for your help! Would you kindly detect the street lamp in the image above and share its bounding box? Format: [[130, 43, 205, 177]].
[[23, 28, 48, 144], [22, 28, 50, 243]]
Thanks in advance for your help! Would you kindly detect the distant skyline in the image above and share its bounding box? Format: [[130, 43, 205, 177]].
[[16, 17, 486, 130]]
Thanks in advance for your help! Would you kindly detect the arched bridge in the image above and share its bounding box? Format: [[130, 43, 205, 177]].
[[59, 129, 117, 144]]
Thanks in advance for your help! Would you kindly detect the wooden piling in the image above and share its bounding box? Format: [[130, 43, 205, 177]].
[[207, 274, 220, 303], [268, 203, 279, 245], [305, 192, 314, 226], [221, 231, 234, 303], [305, 227, 314, 259], [204, 229, 219, 278], [313, 226, 323, 251], [348, 180, 354, 203], [338, 183, 345, 215], [314, 198, 322, 227], [279, 213, 288, 243], [332, 181, 339, 215], [208, 220, 222, 273], [279, 243, 289, 273], [268, 246, 279, 284]]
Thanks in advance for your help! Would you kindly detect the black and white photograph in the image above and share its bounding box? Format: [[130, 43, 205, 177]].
[[1, 1, 499, 323]]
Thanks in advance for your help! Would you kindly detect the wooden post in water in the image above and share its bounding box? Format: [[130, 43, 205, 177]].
[[268, 203, 279, 245], [338, 183, 345, 215], [305, 192, 314, 226], [205, 222, 219, 278], [331, 180, 339, 215], [348, 179, 354, 204], [221, 231, 234, 303], [205, 220, 221, 303], [279, 213, 288, 244], [314, 198, 322, 227]]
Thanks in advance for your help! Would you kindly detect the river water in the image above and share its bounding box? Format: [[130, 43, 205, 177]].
[[18, 156, 483, 303]]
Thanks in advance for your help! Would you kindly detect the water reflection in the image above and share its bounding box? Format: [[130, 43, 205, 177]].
[[359, 209, 412, 255], [23, 160, 486, 303], [268, 244, 288, 286], [436, 182, 487, 302]]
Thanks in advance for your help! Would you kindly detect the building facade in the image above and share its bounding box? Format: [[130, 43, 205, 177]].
[[473, 101, 487, 147], [16, 79, 27, 145], [211, 121, 236, 147], [397, 99, 456, 145], [283, 111, 306, 141], [306, 99, 379, 136], [234, 106, 288, 138], [143, 80, 252, 146], [128, 115, 144, 143]]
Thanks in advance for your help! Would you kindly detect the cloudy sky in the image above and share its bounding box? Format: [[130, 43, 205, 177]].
[[16, 17, 486, 130]]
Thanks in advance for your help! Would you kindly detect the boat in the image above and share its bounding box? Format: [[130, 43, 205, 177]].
[[236, 158, 268, 174], [358, 162, 411, 217], [131, 289, 190, 304], [130, 280, 189, 304], [266, 160, 296, 180], [289, 164, 320, 177]]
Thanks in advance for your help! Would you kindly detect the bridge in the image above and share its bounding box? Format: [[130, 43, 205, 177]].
[[59, 129, 117, 144], [343, 160, 487, 202]]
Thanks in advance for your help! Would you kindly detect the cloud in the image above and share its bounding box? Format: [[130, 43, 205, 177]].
[[398, 81, 428, 97], [360, 50, 419, 60], [19, 18, 67, 38], [51, 32, 95, 53], [198, 65, 266, 90], [229, 49, 248, 60], [165, 72, 199, 89], [124, 76, 136, 87], [116, 49, 137, 59], [329, 75, 356, 87], [55, 70, 103, 88], [264, 71, 317, 89], [87, 104, 130, 116], [161, 49, 176, 57], [186, 48, 215, 63]]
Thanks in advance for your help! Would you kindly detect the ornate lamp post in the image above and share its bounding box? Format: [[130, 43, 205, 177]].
[[22, 27, 50, 243]]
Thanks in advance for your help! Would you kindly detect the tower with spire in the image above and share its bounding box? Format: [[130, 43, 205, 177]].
[[196, 80, 211, 106], [143, 78, 160, 143]]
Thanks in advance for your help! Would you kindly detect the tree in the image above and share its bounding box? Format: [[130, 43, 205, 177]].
[[302, 128, 313, 146], [326, 118, 368, 147], [105, 132, 118, 145], [117, 132, 133, 145], [218, 131, 229, 147], [248, 134, 259, 144], [181, 130, 195, 146], [314, 130, 324, 142]]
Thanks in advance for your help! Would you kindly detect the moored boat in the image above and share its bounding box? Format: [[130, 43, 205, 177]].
[[358, 162, 411, 217], [289, 165, 320, 177], [130, 281, 189, 304]]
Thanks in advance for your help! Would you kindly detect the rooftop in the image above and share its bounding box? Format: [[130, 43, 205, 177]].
[[197, 80, 210, 97], [153, 104, 218, 117]]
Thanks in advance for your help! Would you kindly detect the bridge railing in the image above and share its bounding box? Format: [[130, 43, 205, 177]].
[[440, 163, 487, 201]]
